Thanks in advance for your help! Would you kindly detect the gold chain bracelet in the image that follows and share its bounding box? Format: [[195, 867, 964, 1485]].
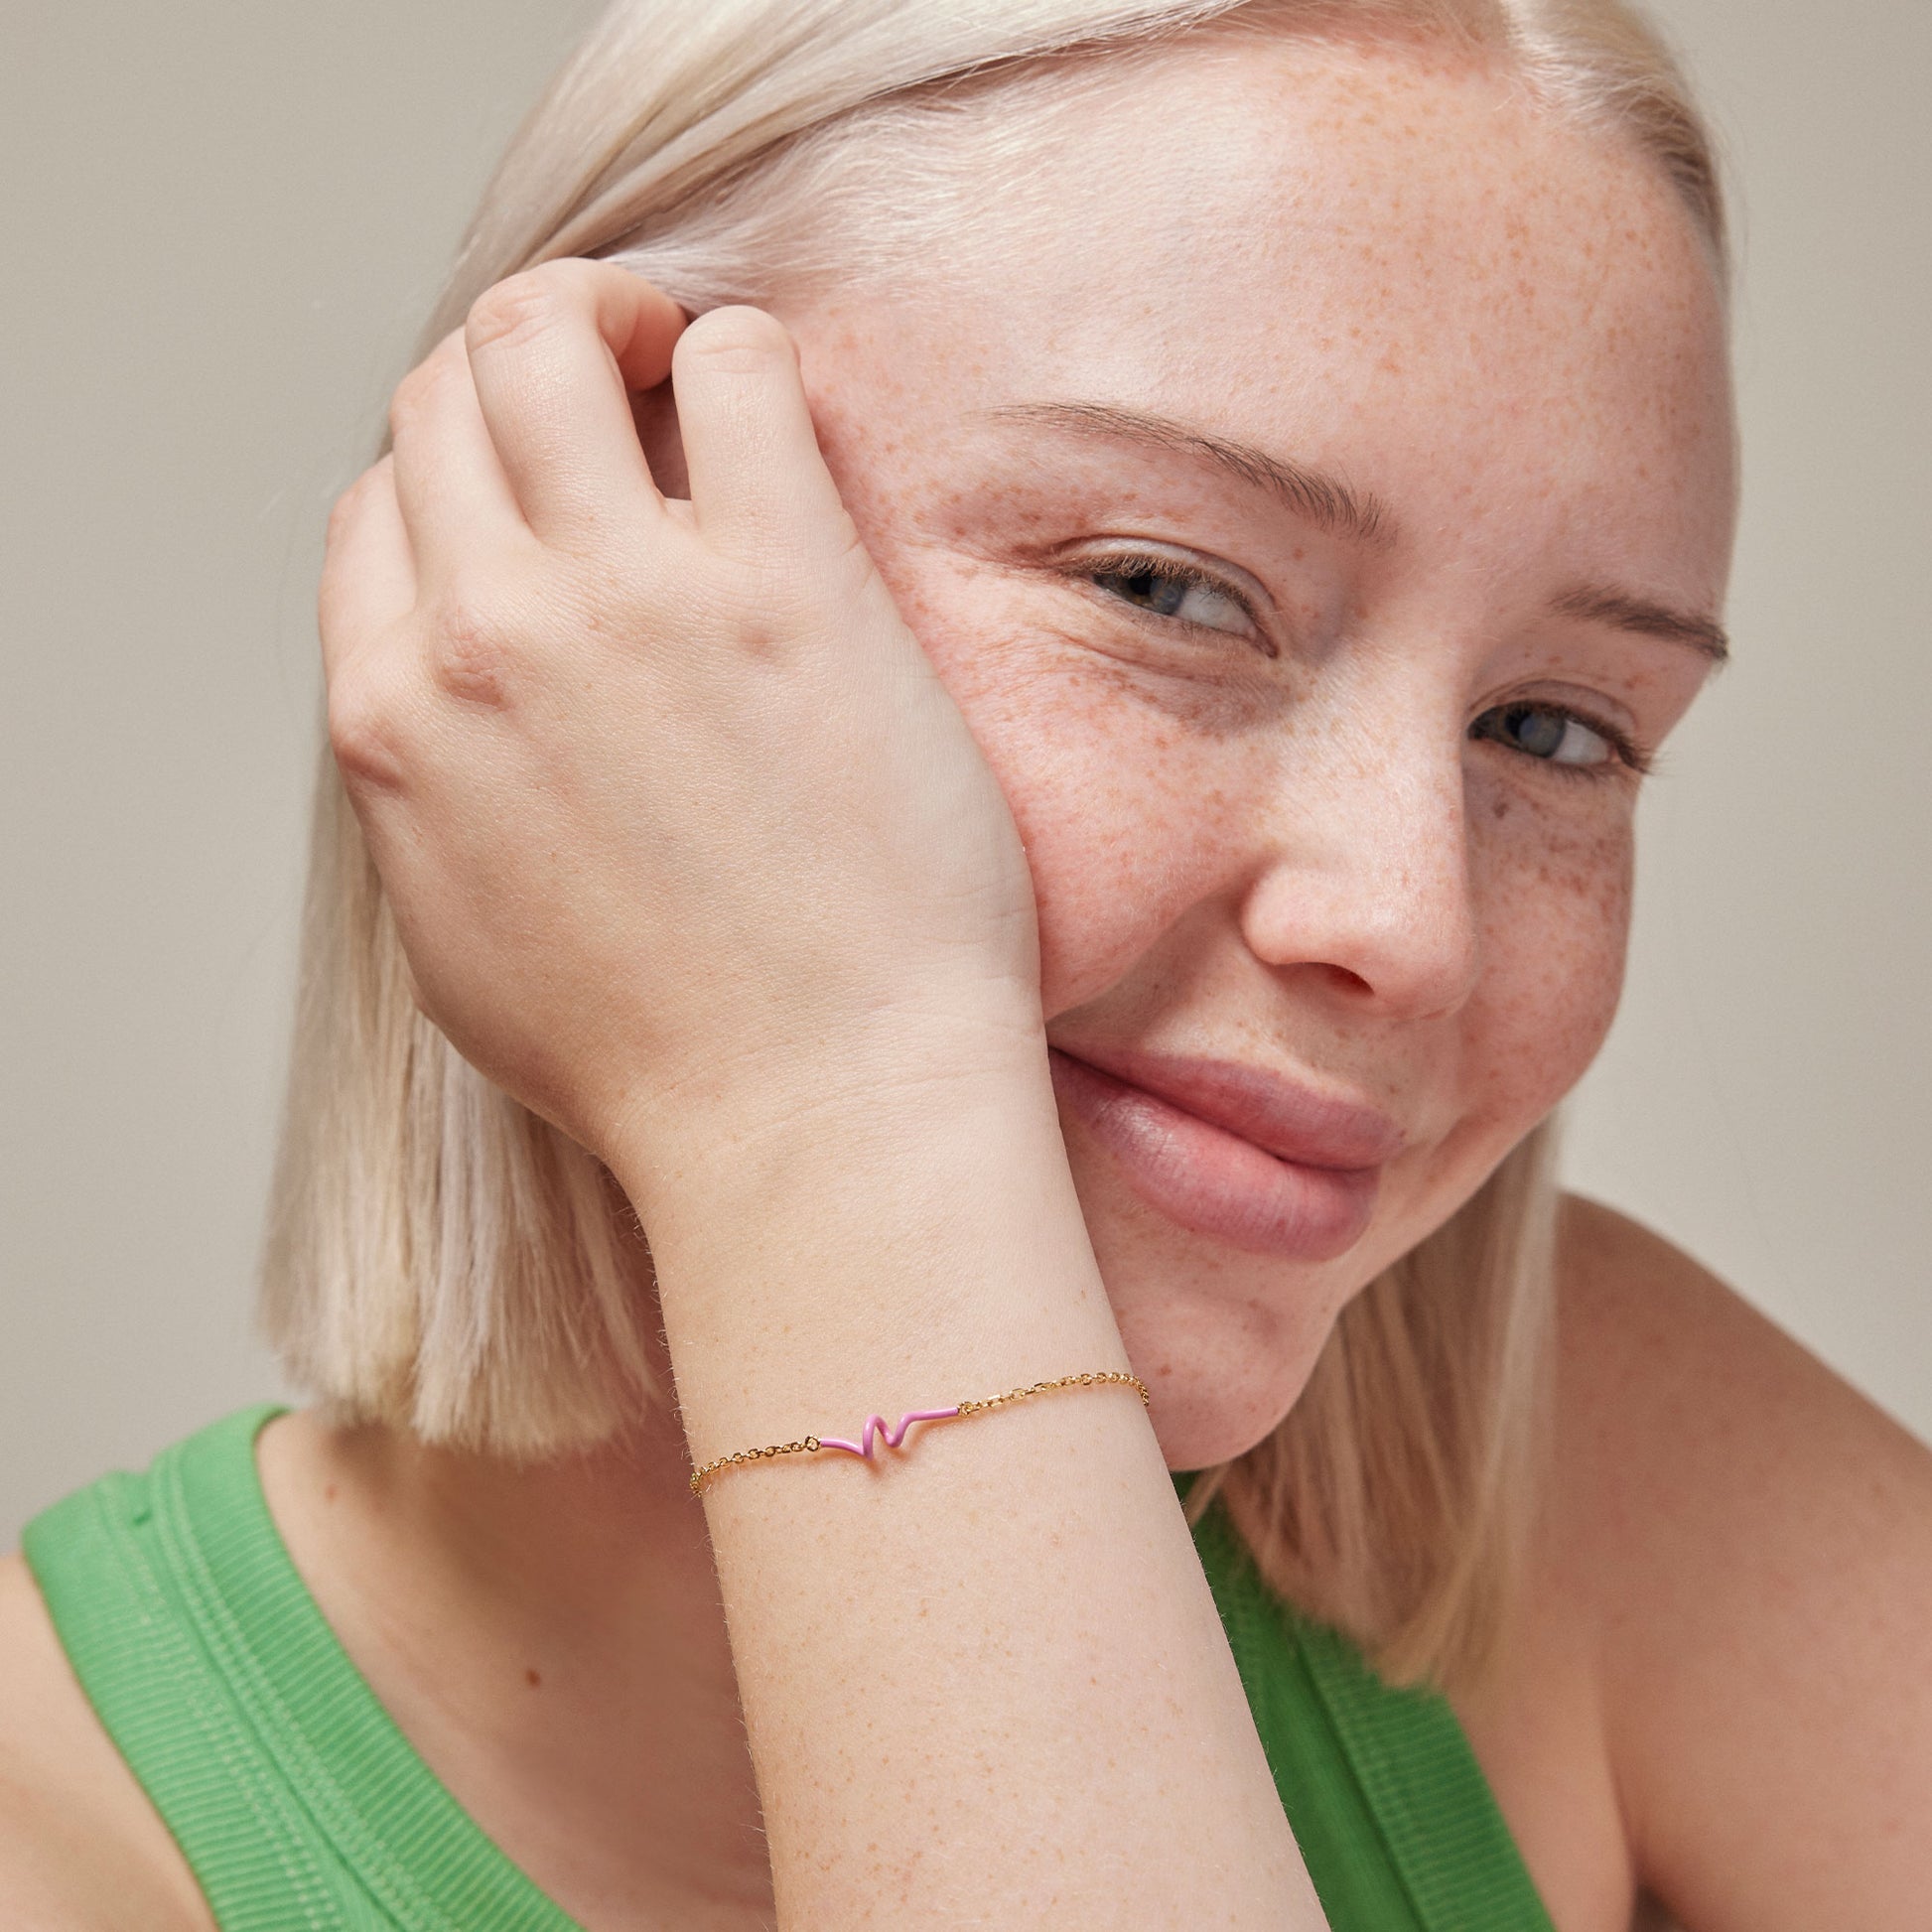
[[688, 1370, 1151, 1495]]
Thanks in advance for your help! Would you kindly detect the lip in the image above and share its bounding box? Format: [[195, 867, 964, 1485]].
[[1046, 1044, 1401, 1262]]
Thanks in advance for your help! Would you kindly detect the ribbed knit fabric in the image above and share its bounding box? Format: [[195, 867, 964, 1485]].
[[24, 1405, 575, 1931], [24, 1407, 1553, 1931], [1187, 1501, 1555, 1931]]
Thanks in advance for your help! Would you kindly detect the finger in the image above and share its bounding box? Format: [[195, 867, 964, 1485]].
[[464, 258, 687, 547], [671, 306, 851, 559], [388, 328, 528, 584], [319, 456, 433, 800], [318, 455, 416, 685]]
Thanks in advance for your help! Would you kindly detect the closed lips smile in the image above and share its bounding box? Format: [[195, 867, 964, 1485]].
[[1046, 1046, 1398, 1262]]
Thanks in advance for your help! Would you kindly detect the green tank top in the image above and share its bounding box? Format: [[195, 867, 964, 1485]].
[[22, 1405, 1553, 1931]]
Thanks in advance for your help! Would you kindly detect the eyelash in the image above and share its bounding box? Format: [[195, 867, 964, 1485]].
[[1076, 549, 1653, 779], [1468, 703, 1654, 780], [1071, 548, 1275, 655]]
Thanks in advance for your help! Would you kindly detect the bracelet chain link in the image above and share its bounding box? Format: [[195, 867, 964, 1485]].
[[689, 1369, 1150, 1494]]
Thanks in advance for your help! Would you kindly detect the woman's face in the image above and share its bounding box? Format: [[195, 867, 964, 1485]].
[[777, 33, 1736, 1466]]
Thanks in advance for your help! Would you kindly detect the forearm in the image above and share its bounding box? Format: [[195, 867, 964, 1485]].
[[321, 257, 1315, 1917], [620, 1037, 1323, 1930]]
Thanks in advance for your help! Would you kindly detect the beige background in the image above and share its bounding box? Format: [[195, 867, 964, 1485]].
[[3, 1, 1926, 1548]]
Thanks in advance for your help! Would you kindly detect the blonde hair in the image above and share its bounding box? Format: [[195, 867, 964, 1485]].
[[262, 0, 1725, 1690]]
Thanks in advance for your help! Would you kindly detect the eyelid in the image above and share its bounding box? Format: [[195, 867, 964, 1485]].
[[1052, 537, 1280, 653], [1475, 694, 1656, 777], [1580, 710, 1655, 776], [1066, 537, 1278, 614]]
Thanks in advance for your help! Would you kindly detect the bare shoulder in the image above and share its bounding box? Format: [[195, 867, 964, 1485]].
[[1554, 1195, 1932, 1554], [1552, 1195, 1932, 1931], [0, 1551, 212, 1932]]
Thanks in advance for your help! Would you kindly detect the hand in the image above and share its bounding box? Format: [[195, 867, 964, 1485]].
[[319, 261, 1042, 1184]]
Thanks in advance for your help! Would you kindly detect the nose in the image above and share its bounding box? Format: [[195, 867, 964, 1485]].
[[1236, 710, 1481, 1026]]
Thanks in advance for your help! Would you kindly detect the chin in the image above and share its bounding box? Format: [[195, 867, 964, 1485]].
[[1070, 1139, 1449, 1469], [1104, 1259, 1348, 1473], [1145, 1375, 1310, 1473]]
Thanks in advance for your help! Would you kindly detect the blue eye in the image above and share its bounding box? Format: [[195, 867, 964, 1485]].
[[1471, 701, 1632, 772], [1086, 555, 1258, 639]]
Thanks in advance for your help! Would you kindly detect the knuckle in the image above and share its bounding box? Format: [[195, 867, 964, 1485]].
[[326, 670, 409, 792], [466, 268, 568, 355], [706, 572, 809, 655], [387, 353, 453, 438], [675, 304, 794, 376], [424, 594, 518, 707]]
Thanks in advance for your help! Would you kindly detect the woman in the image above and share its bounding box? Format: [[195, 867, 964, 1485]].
[[3, 0, 1928, 1926]]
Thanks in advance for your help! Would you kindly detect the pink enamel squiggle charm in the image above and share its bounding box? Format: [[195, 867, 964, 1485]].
[[815, 1407, 961, 1460], [688, 1372, 1148, 1493]]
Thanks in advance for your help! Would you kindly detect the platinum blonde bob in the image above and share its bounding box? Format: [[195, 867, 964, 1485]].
[[263, 0, 1725, 1690]]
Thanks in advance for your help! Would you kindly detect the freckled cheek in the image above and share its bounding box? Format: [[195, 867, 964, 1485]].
[[883, 579, 1233, 1017], [961, 670, 1224, 1017], [1465, 806, 1634, 1130], [1021, 755, 1195, 1017]]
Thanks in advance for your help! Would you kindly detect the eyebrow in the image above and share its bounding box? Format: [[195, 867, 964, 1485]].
[[1553, 586, 1730, 664], [981, 398, 1729, 665], [978, 399, 1393, 547]]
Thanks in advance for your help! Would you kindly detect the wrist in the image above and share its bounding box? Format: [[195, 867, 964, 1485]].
[[606, 980, 1053, 1227], [610, 1016, 1119, 1462]]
